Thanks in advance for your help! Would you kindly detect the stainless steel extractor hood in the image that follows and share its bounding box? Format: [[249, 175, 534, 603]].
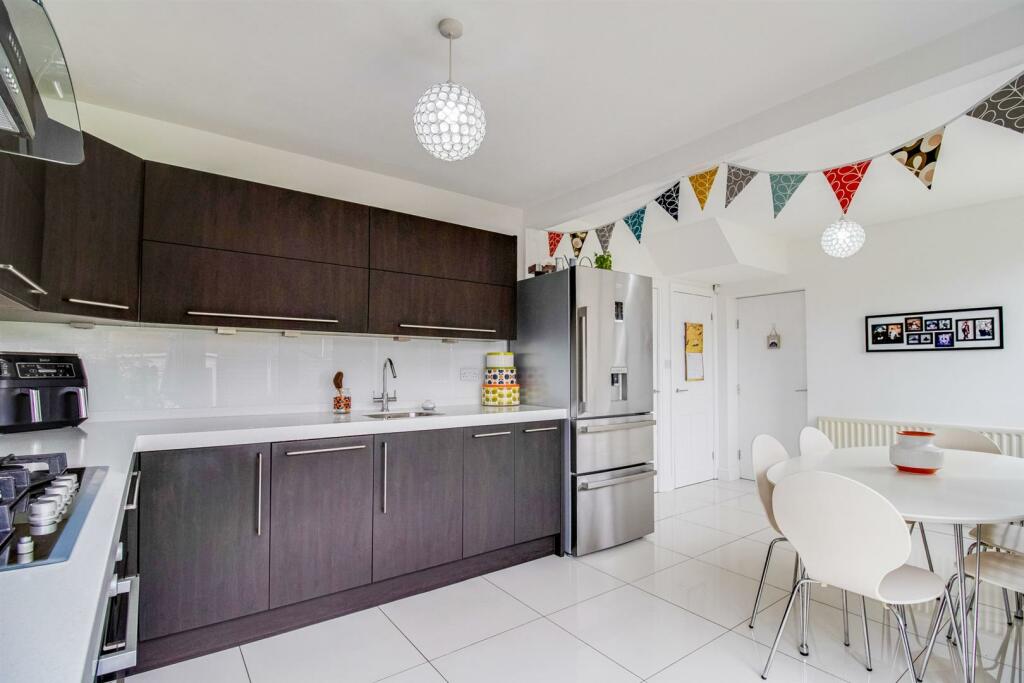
[[0, 0, 82, 164]]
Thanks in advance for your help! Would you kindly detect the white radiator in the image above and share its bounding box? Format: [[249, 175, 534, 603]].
[[817, 416, 1024, 458]]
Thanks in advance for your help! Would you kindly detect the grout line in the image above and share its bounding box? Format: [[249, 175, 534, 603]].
[[540, 613, 648, 681], [238, 646, 253, 683]]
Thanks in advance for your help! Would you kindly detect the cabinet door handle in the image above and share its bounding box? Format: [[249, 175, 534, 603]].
[[285, 444, 367, 456], [399, 324, 496, 334], [256, 452, 263, 536], [187, 311, 339, 324], [0, 263, 47, 295], [523, 426, 558, 433], [66, 298, 130, 311], [382, 442, 388, 515], [472, 431, 511, 438], [124, 471, 142, 511]]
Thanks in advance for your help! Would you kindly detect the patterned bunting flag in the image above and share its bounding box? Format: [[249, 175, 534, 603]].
[[569, 231, 589, 258], [823, 160, 871, 214], [769, 173, 806, 218], [547, 231, 563, 257], [890, 128, 943, 189], [654, 182, 680, 220], [623, 207, 647, 243], [594, 223, 614, 254], [724, 166, 757, 208], [688, 167, 719, 210], [967, 72, 1024, 135]]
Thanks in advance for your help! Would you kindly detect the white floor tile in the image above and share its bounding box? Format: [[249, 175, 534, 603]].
[[634, 559, 788, 629], [432, 618, 639, 682], [714, 478, 758, 494], [648, 630, 844, 682], [380, 576, 539, 659], [679, 504, 771, 536], [646, 516, 742, 556], [719, 492, 772, 515], [655, 488, 716, 519], [699, 537, 799, 590], [748, 527, 791, 545], [127, 648, 248, 683], [484, 554, 623, 614], [897, 638, 1024, 682], [577, 539, 688, 582], [378, 663, 447, 683], [241, 607, 424, 683], [549, 585, 725, 678], [674, 480, 748, 504]]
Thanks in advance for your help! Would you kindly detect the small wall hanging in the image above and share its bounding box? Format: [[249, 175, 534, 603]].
[[684, 322, 704, 382], [865, 306, 1003, 352], [766, 325, 781, 350]]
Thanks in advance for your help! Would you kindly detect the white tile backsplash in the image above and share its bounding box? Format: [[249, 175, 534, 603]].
[[0, 322, 506, 420]]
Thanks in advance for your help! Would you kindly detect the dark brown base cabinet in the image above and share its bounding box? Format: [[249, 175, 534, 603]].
[[139, 444, 271, 641], [269, 436, 374, 608], [136, 421, 561, 669], [372, 430, 464, 581]]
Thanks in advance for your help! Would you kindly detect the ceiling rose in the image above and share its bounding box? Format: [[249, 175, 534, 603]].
[[413, 18, 486, 162]]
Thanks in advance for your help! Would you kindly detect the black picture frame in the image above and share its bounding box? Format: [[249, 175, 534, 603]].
[[865, 306, 1003, 353]]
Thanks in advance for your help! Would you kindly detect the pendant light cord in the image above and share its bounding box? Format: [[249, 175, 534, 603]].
[[448, 35, 453, 82]]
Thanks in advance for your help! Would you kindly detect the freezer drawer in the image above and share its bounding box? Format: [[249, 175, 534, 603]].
[[573, 414, 655, 473], [573, 464, 655, 556]]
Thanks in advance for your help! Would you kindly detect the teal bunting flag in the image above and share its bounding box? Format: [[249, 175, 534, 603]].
[[769, 173, 807, 218], [623, 207, 646, 243]]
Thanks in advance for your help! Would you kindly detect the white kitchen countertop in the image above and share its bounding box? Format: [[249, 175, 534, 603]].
[[0, 404, 567, 683]]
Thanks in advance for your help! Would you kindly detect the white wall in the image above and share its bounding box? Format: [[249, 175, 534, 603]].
[[0, 322, 504, 421], [717, 195, 1024, 476]]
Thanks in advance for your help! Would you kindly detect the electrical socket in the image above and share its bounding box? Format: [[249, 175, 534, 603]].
[[460, 367, 481, 382]]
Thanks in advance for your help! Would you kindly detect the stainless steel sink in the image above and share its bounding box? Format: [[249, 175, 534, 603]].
[[364, 411, 443, 420]]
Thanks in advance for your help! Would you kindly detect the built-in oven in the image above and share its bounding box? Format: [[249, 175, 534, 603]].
[[572, 464, 655, 556], [95, 456, 140, 681]]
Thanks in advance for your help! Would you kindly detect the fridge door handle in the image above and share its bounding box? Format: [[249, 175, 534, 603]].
[[579, 419, 656, 434], [578, 469, 656, 491], [577, 306, 588, 414]]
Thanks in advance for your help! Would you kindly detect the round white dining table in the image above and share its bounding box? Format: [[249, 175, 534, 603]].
[[766, 446, 1024, 683]]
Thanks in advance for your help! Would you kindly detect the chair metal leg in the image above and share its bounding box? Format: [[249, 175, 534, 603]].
[[917, 588, 953, 682], [890, 604, 918, 683], [1017, 592, 1023, 620], [1003, 588, 1014, 625], [762, 578, 812, 680], [842, 590, 850, 646], [799, 575, 811, 656], [750, 537, 783, 629], [861, 595, 873, 672], [918, 523, 935, 572]]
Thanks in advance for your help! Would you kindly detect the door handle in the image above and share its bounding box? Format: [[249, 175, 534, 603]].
[[399, 323, 496, 334], [95, 575, 140, 676], [187, 311, 339, 324], [675, 388, 688, 393], [578, 469, 657, 490], [794, 389, 808, 392], [472, 431, 511, 438], [577, 306, 588, 414], [256, 452, 263, 536], [66, 298, 130, 311], [523, 426, 558, 433], [285, 444, 366, 456], [382, 442, 388, 515], [579, 419, 656, 434]]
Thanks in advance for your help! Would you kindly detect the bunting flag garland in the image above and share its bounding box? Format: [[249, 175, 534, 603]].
[[967, 72, 1024, 135], [769, 173, 806, 218], [823, 160, 871, 214], [724, 166, 757, 207], [655, 181, 680, 220], [594, 223, 615, 253], [547, 231, 563, 257], [623, 207, 647, 243], [569, 231, 589, 258], [687, 167, 719, 210], [890, 128, 943, 189]]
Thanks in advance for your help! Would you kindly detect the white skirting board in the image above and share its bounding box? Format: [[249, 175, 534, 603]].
[[818, 416, 1024, 458]]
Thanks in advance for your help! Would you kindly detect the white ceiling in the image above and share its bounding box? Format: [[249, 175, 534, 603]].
[[45, 0, 1024, 215]]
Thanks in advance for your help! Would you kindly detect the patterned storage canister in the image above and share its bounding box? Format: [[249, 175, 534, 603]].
[[486, 351, 515, 368], [481, 384, 520, 406], [484, 368, 518, 386]]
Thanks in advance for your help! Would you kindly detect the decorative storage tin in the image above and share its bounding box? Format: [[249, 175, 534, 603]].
[[484, 368, 518, 386], [485, 351, 515, 368], [482, 384, 520, 406]]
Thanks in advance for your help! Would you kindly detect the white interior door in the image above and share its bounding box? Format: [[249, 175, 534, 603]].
[[669, 291, 715, 487], [737, 291, 807, 479], [652, 286, 661, 487]]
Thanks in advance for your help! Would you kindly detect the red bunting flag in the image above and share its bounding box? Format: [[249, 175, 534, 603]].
[[823, 160, 871, 214], [547, 231, 563, 257]]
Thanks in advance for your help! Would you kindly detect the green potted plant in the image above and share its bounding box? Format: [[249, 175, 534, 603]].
[[593, 251, 612, 270]]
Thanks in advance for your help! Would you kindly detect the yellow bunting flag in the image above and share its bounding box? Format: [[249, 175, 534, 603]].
[[687, 167, 719, 210]]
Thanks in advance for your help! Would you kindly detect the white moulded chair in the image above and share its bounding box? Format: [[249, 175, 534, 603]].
[[798, 426, 833, 458], [749, 434, 792, 630], [761, 471, 954, 681], [932, 427, 1002, 454]]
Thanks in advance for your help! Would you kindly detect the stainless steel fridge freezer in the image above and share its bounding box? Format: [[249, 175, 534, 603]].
[[514, 267, 655, 555]]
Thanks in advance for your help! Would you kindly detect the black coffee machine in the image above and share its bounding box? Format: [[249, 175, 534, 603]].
[[0, 352, 88, 433]]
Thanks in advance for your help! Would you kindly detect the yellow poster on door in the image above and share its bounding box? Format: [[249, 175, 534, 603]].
[[684, 322, 704, 382]]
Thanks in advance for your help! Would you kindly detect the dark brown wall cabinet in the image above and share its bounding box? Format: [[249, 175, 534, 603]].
[[372, 430, 464, 581], [144, 162, 369, 268], [0, 152, 45, 308], [369, 208, 516, 286], [140, 241, 368, 333], [40, 133, 143, 320], [514, 421, 563, 543], [463, 424, 516, 557], [368, 270, 514, 339], [269, 436, 374, 608], [138, 443, 271, 641]]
